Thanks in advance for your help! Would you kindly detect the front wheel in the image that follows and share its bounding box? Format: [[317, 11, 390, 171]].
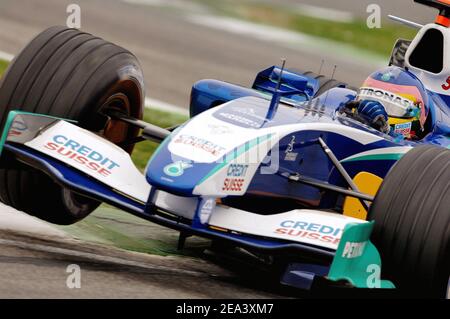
[[0, 26, 144, 225], [368, 145, 450, 298]]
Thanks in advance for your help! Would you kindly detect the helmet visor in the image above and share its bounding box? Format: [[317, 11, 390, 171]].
[[357, 87, 419, 118]]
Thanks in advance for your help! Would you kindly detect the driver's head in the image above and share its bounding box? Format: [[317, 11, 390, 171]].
[[356, 66, 429, 139]]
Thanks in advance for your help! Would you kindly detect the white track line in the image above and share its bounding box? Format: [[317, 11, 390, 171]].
[[145, 97, 189, 116], [0, 203, 68, 238], [0, 51, 13, 62], [294, 4, 354, 23], [122, 0, 205, 12], [0, 50, 188, 116]]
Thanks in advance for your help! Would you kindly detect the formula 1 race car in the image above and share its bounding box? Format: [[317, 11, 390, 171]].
[[0, 0, 448, 298]]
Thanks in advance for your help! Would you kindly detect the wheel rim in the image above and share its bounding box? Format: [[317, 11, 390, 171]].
[[100, 92, 132, 146], [61, 90, 138, 217]]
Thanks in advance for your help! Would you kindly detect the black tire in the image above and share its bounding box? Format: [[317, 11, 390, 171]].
[[296, 70, 357, 97], [368, 145, 450, 298], [389, 39, 411, 68], [0, 26, 144, 225]]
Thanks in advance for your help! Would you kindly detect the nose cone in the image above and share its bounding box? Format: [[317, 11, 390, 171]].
[[145, 96, 294, 196], [145, 139, 220, 196]]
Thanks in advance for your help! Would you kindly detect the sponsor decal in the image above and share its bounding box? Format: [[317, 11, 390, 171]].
[[231, 106, 267, 122], [284, 135, 298, 161], [43, 135, 119, 177], [358, 87, 412, 109], [394, 122, 412, 136], [381, 73, 391, 82], [216, 112, 260, 128], [275, 220, 342, 245], [285, 135, 296, 153], [342, 241, 367, 259], [163, 161, 192, 177], [214, 104, 275, 129], [161, 176, 174, 182], [284, 152, 298, 161], [208, 124, 233, 135], [222, 178, 244, 192], [8, 119, 27, 137], [199, 198, 216, 224], [442, 76, 450, 91], [173, 134, 226, 157], [226, 164, 249, 177]]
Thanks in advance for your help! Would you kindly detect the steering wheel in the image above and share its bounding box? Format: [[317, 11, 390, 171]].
[[338, 101, 373, 127]]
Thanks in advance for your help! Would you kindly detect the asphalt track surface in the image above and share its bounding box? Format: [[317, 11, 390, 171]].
[[0, 0, 444, 298], [0, 230, 290, 298]]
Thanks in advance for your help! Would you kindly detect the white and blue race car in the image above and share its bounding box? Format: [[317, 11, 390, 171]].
[[0, 0, 448, 298]]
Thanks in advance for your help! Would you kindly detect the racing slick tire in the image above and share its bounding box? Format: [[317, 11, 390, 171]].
[[368, 145, 450, 298], [389, 39, 411, 68], [296, 70, 357, 96], [0, 26, 144, 225]]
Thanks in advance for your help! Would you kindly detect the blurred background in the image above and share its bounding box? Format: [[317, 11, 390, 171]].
[[0, 0, 444, 298], [0, 0, 436, 109]]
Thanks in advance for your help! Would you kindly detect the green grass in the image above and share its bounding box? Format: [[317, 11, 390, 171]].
[[59, 205, 208, 257], [0, 60, 7, 75], [193, 0, 418, 57], [131, 109, 187, 171]]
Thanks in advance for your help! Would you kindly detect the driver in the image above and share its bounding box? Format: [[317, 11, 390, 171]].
[[341, 66, 429, 140]]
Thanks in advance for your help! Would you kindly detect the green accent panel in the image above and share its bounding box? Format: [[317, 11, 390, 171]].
[[0, 110, 76, 156], [328, 221, 395, 289], [197, 133, 273, 185], [342, 153, 405, 163]]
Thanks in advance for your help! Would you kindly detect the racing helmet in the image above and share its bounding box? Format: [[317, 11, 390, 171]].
[[356, 66, 429, 139]]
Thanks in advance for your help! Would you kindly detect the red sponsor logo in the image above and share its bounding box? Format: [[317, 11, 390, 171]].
[[222, 178, 244, 192], [8, 120, 27, 137], [43, 135, 119, 177], [45, 142, 112, 177], [274, 228, 340, 245], [442, 76, 450, 91], [275, 220, 342, 245], [173, 134, 225, 157], [8, 130, 22, 137]]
